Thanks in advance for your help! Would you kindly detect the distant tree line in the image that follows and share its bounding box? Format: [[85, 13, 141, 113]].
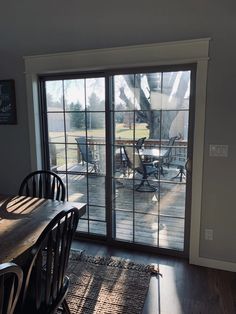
[[47, 92, 105, 130]]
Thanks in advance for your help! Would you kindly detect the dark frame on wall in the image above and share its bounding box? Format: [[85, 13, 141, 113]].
[[0, 79, 17, 124]]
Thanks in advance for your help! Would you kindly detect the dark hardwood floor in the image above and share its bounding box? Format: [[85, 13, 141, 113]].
[[71, 240, 236, 314]]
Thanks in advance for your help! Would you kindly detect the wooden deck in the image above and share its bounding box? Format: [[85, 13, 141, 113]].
[[58, 163, 186, 252]]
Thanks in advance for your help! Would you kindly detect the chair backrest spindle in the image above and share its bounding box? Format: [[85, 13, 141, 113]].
[[0, 263, 23, 314], [19, 170, 66, 201], [20, 208, 79, 313]]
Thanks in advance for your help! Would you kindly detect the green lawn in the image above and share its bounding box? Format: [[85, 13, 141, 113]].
[[50, 123, 149, 142], [115, 123, 149, 139]]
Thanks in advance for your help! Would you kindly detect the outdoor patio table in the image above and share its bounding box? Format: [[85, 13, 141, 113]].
[[139, 148, 168, 160], [0, 195, 86, 264]]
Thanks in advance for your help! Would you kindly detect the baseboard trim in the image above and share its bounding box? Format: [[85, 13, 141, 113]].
[[190, 256, 236, 272]]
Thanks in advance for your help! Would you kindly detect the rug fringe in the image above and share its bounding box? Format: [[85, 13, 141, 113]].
[[70, 250, 161, 277]]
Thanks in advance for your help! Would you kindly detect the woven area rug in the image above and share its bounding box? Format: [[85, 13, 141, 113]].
[[65, 250, 160, 314]]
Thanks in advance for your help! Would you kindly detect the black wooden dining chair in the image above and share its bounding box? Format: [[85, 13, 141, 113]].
[[0, 262, 23, 314], [19, 170, 66, 201], [18, 207, 80, 314]]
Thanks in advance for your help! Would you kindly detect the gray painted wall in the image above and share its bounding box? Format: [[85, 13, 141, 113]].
[[0, 1, 235, 262]]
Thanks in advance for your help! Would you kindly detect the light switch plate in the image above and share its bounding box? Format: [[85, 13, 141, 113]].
[[209, 144, 228, 157], [205, 228, 213, 241]]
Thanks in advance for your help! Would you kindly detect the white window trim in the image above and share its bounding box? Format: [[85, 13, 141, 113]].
[[25, 38, 228, 270]]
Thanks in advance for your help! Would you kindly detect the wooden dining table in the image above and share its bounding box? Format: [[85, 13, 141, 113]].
[[0, 195, 86, 264]]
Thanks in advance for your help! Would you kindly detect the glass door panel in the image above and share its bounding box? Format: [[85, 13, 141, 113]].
[[44, 76, 107, 237], [112, 69, 192, 252]]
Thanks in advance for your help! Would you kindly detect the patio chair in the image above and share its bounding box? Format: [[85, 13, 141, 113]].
[[0, 262, 23, 314], [162, 136, 178, 165], [171, 154, 187, 182], [135, 137, 146, 151], [124, 146, 160, 192], [18, 207, 80, 314], [75, 137, 100, 174], [19, 170, 66, 201], [118, 146, 129, 176], [161, 136, 179, 171]]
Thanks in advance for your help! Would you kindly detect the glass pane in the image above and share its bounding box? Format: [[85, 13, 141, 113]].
[[75, 139, 99, 174], [96, 144, 106, 174], [47, 113, 65, 142], [66, 144, 79, 169], [86, 112, 105, 138], [89, 206, 106, 221], [67, 174, 88, 204], [65, 112, 86, 143], [86, 78, 105, 111], [64, 79, 85, 110], [159, 215, 185, 251], [113, 146, 127, 177], [134, 213, 158, 246], [113, 178, 134, 210], [114, 210, 133, 241], [161, 110, 189, 142], [159, 182, 185, 218], [162, 71, 190, 110], [150, 71, 190, 111], [140, 72, 162, 111], [45, 80, 63, 111], [170, 154, 187, 183], [89, 221, 106, 235], [88, 176, 105, 207], [56, 172, 67, 192], [49, 143, 65, 169], [134, 188, 159, 215], [114, 74, 137, 111], [134, 112, 149, 141], [114, 111, 135, 140], [77, 219, 88, 233]]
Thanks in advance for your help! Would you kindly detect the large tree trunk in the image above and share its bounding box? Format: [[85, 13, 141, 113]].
[[119, 72, 189, 140]]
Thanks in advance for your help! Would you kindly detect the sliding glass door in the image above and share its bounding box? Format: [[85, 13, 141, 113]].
[[40, 65, 195, 255], [112, 69, 193, 251]]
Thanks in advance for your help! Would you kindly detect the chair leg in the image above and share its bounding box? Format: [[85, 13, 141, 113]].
[[62, 299, 71, 314], [172, 166, 186, 182], [135, 179, 157, 192]]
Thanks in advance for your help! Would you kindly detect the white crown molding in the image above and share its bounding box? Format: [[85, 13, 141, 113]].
[[24, 38, 210, 74]]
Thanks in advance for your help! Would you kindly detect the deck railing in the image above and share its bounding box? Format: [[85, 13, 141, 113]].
[[50, 136, 188, 171]]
